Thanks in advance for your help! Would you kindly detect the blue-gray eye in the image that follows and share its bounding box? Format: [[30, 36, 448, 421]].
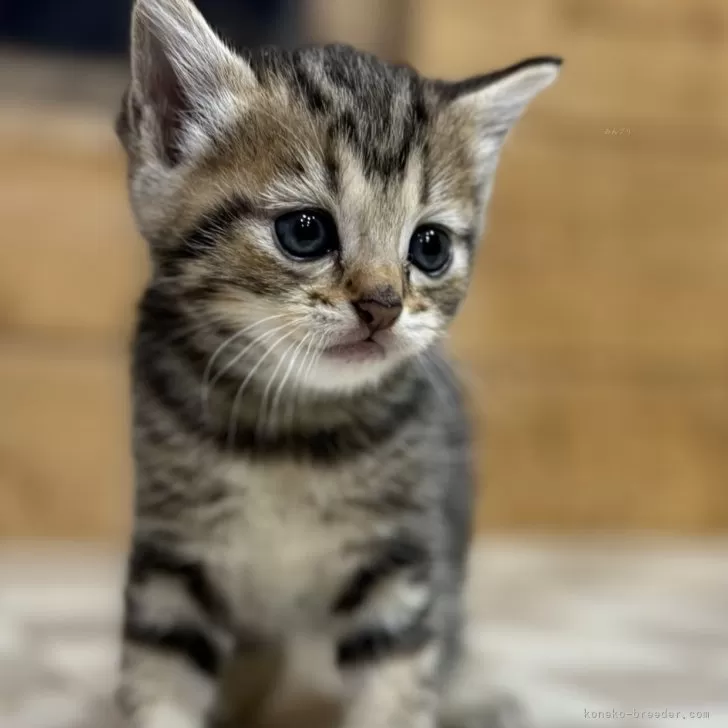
[[274, 209, 338, 259], [408, 225, 452, 275]]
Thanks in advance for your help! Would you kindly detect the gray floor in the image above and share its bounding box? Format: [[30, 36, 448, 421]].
[[1, 538, 726, 728]]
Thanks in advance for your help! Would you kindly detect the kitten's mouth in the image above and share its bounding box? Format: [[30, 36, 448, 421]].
[[324, 337, 386, 362]]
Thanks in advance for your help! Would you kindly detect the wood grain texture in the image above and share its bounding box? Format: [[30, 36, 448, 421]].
[[0, 107, 147, 340], [0, 341, 132, 540], [1, 0, 728, 538]]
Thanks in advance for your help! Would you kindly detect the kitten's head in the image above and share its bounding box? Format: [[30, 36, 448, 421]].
[[119, 0, 560, 392]]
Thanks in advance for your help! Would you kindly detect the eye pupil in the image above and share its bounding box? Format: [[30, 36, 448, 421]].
[[295, 214, 321, 242], [275, 209, 338, 259], [422, 232, 440, 257], [408, 226, 452, 275]]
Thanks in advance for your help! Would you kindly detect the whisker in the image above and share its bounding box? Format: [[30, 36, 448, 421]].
[[285, 330, 331, 435], [226, 324, 303, 450], [255, 334, 306, 441], [201, 313, 289, 416], [207, 318, 295, 400], [265, 331, 313, 437], [144, 311, 233, 346], [283, 332, 316, 434], [288, 333, 319, 427]]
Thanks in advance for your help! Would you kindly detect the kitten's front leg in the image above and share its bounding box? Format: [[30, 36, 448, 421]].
[[339, 641, 440, 728], [116, 541, 234, 728], [335, 561, 441, 728]]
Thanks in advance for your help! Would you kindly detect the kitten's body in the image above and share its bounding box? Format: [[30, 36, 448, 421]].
[[116, 1, 560, 726], [133, 310, 470, 639], [131, 290, 470, 724]]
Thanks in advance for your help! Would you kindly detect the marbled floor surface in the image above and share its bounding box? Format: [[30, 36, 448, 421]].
[[1, 538, 726, 728]]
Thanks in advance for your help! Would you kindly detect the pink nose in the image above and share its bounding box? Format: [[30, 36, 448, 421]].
[[352, 295, 402, 333]]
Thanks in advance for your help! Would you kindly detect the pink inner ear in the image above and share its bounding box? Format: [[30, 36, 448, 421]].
[[137, 30, 190, 165]]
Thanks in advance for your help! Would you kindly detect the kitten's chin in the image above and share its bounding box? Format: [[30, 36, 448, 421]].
[[303, 356, 397, 392], [323, 338, 386, 363], [298, 342, 409, 393]]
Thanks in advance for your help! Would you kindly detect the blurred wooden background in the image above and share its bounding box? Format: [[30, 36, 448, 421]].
[[1, 0, 728, 540]]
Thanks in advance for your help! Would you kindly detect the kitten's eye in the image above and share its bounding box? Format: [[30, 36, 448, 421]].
[[408, 226, 452, 276], [274, 209, 338, 259]]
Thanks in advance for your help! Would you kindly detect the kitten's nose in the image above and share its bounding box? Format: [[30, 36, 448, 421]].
[[352, 292, 403, 333]]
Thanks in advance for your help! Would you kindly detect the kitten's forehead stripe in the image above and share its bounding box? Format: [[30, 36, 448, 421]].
[[238, 45, 432, 186], [419, 140, 431, 206], [203, 44, 482, 251], [324, 123, 341, 196]]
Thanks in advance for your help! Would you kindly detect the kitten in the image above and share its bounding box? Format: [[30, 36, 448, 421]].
[[115, 0, 560, 726]]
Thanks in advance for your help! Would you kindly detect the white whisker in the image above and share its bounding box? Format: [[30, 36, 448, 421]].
[[201, 312, 289, 417], [265, 331, 313, 436], [255, 333, 307, 440], [226, 324, 303, 450], [283, 332, 317, 433], [206, 319, 295, 399]]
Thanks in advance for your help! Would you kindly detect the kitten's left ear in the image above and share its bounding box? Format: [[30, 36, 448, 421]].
[[443, 56, 562, 166], [118, 0, 256, 163]]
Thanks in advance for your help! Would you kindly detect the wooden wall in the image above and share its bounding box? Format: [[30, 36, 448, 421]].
[[0, 107, 139, 540], [1, 0, 727, 539]]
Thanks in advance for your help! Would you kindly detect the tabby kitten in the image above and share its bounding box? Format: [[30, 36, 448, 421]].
[[115, 0, 560, 726]]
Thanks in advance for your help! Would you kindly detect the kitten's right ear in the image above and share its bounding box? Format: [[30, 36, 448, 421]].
[[439, 57, 561, 176], [118, 0, 255, 164]]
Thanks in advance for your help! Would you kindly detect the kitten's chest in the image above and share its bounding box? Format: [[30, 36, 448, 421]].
[[209, 458, 393, 630]]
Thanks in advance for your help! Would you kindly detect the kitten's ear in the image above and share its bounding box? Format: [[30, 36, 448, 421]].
[[443, 56, 561, 167], [119, 0, 255, 163]]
